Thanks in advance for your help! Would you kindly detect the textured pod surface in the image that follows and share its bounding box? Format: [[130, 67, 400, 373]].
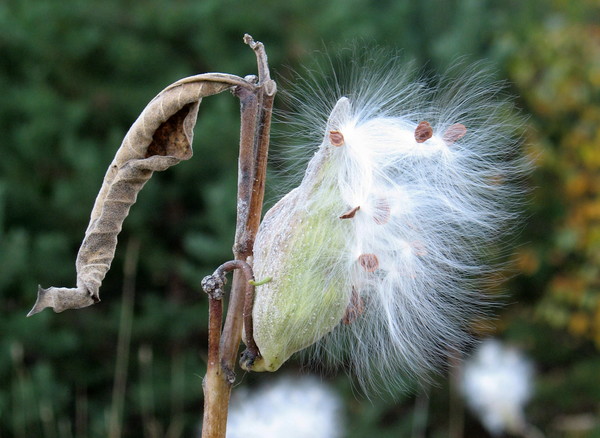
[[248, 99, 354, 371], [247, 56, 529, 392], [28, 75, 244, 316]]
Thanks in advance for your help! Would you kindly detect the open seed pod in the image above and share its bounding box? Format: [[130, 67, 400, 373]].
[[243, 57, 528, 394]]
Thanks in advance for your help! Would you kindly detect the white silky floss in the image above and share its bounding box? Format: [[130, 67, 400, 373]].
[[461, 339, 534, 435], [226, 376, 343, 438], [244, 55, 529, 392]]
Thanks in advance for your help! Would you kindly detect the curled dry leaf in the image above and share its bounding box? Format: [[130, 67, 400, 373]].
[[28, 73, 254, 316]]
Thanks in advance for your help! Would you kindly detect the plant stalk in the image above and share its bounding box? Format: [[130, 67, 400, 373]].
[[201, 35, 275, 438], [108, 238, 140, 438]]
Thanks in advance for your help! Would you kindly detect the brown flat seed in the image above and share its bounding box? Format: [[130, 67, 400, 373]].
[[373, 198, 391, 225], [414, 121, 433, 143], [339, 205, 360, 219], [358, 253, 379, 272], [329, 130, 345, 147], [443, 123, 467, 144], [342, 287, 365, 325]]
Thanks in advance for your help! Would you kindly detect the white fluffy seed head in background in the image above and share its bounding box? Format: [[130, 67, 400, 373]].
[[247, 48, 531, 393], [226, 376, 343, 438], [460, 339, 534, 435]]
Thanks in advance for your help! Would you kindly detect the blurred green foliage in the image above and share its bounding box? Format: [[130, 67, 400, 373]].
[[1, 0, 599, 436], [507, 5, 600, 345]]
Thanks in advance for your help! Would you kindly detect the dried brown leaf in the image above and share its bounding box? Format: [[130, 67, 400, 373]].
[[28, 74, 254, 316]]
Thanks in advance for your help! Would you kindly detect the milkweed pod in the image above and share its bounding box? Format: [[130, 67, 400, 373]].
[[245, 98, 355, 372], [244, 53, 529, 393]]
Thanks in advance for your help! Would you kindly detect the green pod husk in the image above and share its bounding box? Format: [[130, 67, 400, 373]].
[[245, 99, 354, 372]]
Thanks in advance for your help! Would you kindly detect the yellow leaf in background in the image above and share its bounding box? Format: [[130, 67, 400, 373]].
[[514, 248, 540, 276], [568, 312, 589, 337]]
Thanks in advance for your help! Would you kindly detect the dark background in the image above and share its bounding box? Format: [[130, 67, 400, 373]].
[[1, 0, 599, 436]]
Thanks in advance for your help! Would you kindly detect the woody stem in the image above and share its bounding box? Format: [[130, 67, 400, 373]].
[[201, 35, 275, 438]]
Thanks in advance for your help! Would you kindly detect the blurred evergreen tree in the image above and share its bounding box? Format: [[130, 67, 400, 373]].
[[2, 0, 598, 436]]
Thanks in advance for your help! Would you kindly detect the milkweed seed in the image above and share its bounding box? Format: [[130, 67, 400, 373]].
[[339, 205, 360, 219], [414, 121, 433, 143], [411, 241, 427, 257], [443, 123, 467, 144], [329, 130, 345, 147], [342, 287, 365, 325], [358, 253, 379, 272], [373, 198, 391, 225]]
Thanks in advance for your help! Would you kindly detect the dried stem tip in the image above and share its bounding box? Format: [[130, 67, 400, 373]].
[[414, 121, 433, 143], [201, 274, 226, 300], [329, 130, 345, 146]]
